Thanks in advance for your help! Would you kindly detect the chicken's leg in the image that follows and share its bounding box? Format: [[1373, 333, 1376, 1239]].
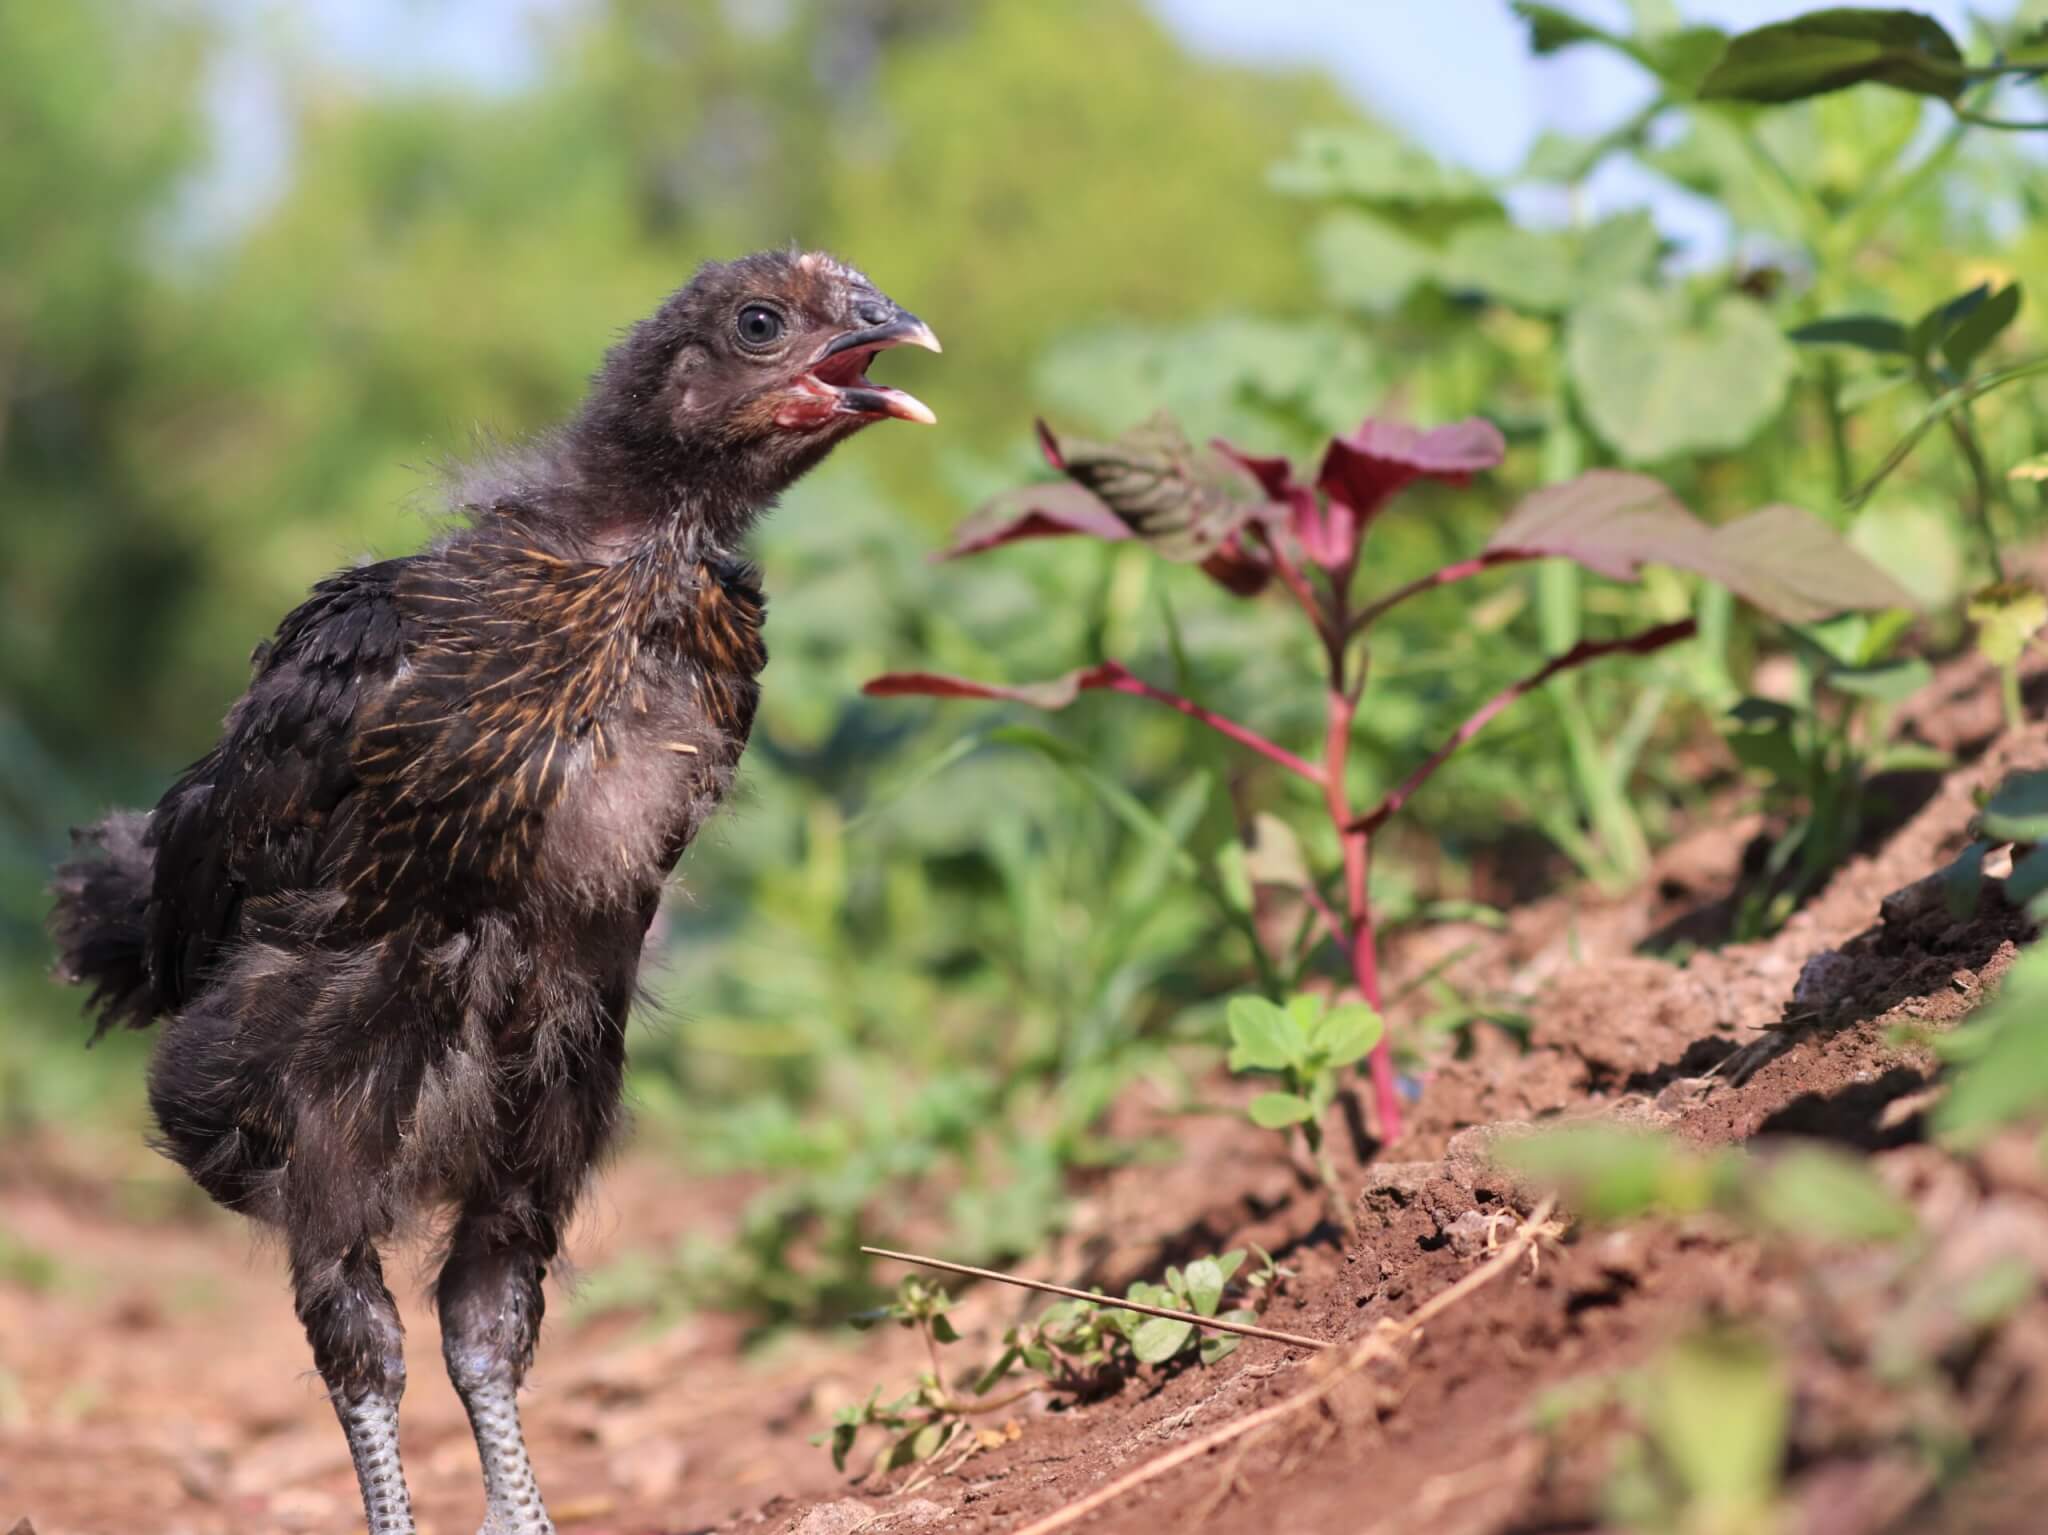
[[438, 1204, 558, 1535], [294, 1237, 417, 1535]]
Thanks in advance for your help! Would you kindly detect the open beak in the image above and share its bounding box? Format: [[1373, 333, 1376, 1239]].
[[792, 311, 942, 427]]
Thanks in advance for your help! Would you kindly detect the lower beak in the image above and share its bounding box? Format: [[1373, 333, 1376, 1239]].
[[837, 385, 938, 426]]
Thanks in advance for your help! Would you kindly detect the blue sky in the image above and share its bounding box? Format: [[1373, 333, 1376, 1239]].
[[190, 0, 2025, 254]]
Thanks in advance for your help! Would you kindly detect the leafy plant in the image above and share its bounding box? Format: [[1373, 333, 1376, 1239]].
[[1603, 1329, 1791, 1535], [1226, 992, 1380, 1229], [868, 416, 1909, 1144], [819, 1249, 1283, 1478], [1720, 611, 1937, 937], [816, 1276, 1035, 1482], [1499, 1123, 1917, 1244], [1932, 769, 2048, 1150]]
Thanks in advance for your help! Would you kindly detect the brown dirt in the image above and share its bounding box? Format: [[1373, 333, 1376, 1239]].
[[8, 688, 2048, 1535]]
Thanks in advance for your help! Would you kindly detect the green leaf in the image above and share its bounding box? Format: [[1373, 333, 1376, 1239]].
[[1227, 995, 1298, 1073], [1309, 210, 1435, 314], [1726, 721, 1806, 785], [2006, 845, 2048, 911], [1566, 288, 1793, 463], [1284, 992, 1323, 1038], [1787, 314, 1911, 354], [1443, 221, 1579, 314], [1200, 1328, 1244, 1366], [1934, 943, 2048, 1145], [1697, 9, 1966, 103], [929, 1313, 960, 1344], [1729, 697, 1800, 728], [1647, 1332, 1788, 1513], [1130, 1315, 1196, 1364], [1956, 1256, 2037, 1327], [1442, 214, 1660, 315], [888, 1420, 955, 1470], [1980, 769, 2048, 844], [1969, 580, 2047, 669], [1909, 282, 1990, 358], [1747, 1147, 1917, 1242], [828, 1422, 857, 1470], [1826, 657, 1930, 703], [972, 1345, 1023, 1396], [1511, 2, 1725, 90], [1214, 1249, 1247, 1284], [1310, 1002, 1384, 1067], [1942, 283, 2021, 374], [1514, 1, 1628, 55], [1645, 26, 1735, 93], [1248, 1092, 1317, 1129], [1500, 1124, 1734, 1221], [1182, 1257, 1227, 1316]]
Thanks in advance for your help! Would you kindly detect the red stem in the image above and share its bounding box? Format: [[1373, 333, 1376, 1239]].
[[1349, 619, 1699, 837], [1297, 876, 1351, 950], [1323, 684, 1403, 1147], [1347, 551, 1529, 636], [1254, 521, 1327, 633], [1101, 672, 1326, 786]]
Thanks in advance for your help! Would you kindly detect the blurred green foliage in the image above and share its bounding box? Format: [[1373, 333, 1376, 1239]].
[[6, 1, 2048, 1329]]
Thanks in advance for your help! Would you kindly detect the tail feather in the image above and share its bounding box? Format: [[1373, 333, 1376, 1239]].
[[50, 811, 162, 1040]]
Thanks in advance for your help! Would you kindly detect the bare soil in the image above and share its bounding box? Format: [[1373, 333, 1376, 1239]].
[[8, 676, 2048, 1535]]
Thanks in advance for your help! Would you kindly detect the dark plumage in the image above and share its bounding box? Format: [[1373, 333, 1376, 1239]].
[[48, 249, 938, 1535]]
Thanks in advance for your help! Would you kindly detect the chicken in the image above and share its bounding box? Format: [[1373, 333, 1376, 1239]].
[[49, 249, 938, 1535]]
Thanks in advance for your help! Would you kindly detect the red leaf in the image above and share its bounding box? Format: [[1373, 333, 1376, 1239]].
[[1210, 442, 1300, 502], [1317, 417, 1507, 534], [943, 483, 1132, 559], [1216, 417, 1506, 573], [1034, 417, 1066, 469], [1199, 533, 1274, 597], [1485, 470, 1916, 623], [862, 662, 1133, 711], [947, 417, 1274, 597]]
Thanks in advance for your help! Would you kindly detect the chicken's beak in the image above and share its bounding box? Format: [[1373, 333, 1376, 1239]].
[[790, 309, 941, 426]]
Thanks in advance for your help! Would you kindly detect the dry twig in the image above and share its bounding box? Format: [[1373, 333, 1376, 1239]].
[[860, 1246, 1330, 1352]]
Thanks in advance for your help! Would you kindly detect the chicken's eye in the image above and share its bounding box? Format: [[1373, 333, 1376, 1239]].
[[735, 304, 785, 350]]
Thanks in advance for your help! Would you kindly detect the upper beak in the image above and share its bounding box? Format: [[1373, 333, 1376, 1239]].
[[816, 311, 943, 363]]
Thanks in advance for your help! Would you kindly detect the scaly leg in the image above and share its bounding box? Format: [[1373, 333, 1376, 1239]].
[[294, 1237, 417, 1535], [438, 1201, 559, 1535]]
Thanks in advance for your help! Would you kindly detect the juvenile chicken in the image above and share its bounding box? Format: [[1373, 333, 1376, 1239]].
[[50, 250, 938, 1535]]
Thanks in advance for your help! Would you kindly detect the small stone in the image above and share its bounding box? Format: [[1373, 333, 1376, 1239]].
[[1443, 1209, 1495, 1259]]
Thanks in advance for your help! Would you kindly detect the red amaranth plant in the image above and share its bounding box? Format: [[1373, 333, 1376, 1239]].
[[867, 411, 1911, 1144]]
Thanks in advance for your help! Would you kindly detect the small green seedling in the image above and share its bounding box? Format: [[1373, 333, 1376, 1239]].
[[1604, 1329, 1790, 1535], [1227, 991, 1382, 1231], [1968, 580, 2046, 731], [816, 1277, 1033, 1482], [822, 1249, 1287, 1476], [1120, 1250, 1261, 1366], [1721, 610, 1940, 939]]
